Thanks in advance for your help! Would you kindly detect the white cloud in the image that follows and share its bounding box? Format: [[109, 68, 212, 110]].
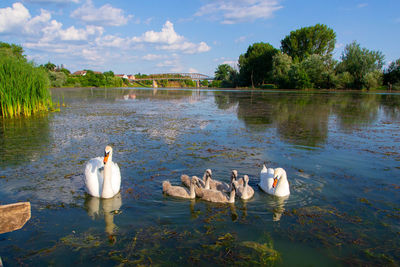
[[144, 17, 154, 25], [156, 59, 179, 68], [0, 3, 105, 63], [0, 3, 31, 33], [59, 25, 103, 41], [132, 21, 211, 54], [95, 35, 127, 48], [155, 58, 184, 72], [222, 60, 238, 66], [142, 54, 167, 60], [188, 68, 198, 73], [235, 36, 247, 43], [71, 0, 132, 26], [195, 0, 283, 24], [160, 41, 210, 54], [24, 0, 80, 3], [357, 3, 368, 8], [81, 48, 102, 61], [0, 3, 209, 72], [132, 21, 184, 44]]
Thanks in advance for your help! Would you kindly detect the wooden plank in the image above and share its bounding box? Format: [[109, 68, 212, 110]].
[[0, 202, 31, 234]]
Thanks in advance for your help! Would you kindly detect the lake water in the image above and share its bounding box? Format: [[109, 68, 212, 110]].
[[0, 88, 399, 266]]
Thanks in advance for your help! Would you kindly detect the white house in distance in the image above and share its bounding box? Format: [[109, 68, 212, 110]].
[[72, 71, 135, 81], [115, 74, 128, 79], [115, 74, 135, 81], [72, 70, 102, 76]]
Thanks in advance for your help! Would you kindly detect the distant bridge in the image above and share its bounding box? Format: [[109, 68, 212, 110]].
[[134, 73, 214, 81]]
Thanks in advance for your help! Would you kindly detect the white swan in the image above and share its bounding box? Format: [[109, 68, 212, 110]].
[[84, 146, 121, 198], [258, 165, 290, 197]]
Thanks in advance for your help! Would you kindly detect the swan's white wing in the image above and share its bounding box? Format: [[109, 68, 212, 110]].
[[275, 170, 290, 197], [110, 162, 121, 195], [84, 157, 104, 197], [259, 167, 275, 194]]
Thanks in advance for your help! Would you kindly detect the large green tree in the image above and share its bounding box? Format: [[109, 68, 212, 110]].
[[238, 42, 278, 87], [215, 64, 234, 81], [337, 41, 384, 89], [301, 54, 337, 89], [271, 52, 293, 88], [280, 24, 336, 62], [214, 64, 238, 87]]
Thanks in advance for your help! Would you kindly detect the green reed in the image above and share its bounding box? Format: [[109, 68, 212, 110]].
[[0, 55, 52, 118]]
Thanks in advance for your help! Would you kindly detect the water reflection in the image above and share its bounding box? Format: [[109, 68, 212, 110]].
[[0, 115, 50, 166], [270, 195, 289, 221], [214, 91, 400, 147], [333, 93, 380, 132], [84, 193, 122, 241], [0, 88, 399, 265]]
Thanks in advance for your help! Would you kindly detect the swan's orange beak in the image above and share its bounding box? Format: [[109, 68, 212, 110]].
[[272, 178, 278, 188], [103, 152, 110, 165]]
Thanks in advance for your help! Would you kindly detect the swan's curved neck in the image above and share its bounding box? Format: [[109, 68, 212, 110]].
[[101, 160, 114, 198], [189, 181, 195, 198], [204, 175, 210, 189], [275, 173, 287, 190], [228, 189, 236, 203]]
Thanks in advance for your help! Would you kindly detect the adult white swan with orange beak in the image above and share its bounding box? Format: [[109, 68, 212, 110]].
[[259, 165, 290, 197], [84, 146, 121, 198]]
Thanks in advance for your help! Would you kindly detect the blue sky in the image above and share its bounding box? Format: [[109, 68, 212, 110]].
[[0, 0, 399, 76]]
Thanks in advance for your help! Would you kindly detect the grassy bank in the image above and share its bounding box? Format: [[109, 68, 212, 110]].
[[0, 55, 52, 118]]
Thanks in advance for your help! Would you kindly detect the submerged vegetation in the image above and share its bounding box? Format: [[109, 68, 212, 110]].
[[0, 42, 52, 118]]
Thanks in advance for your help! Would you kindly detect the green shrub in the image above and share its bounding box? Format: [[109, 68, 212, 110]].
[[49, 71, 66, 87]]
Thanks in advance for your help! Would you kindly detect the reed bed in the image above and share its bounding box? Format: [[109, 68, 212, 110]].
[[0, 56, 52, 118]]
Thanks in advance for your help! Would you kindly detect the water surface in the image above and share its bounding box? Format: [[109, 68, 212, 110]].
[[1, 88, 399, 266]]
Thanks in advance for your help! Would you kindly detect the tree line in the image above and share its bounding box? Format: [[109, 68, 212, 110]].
[[40, 62, 128, 88], [214, 24, 400, 90]]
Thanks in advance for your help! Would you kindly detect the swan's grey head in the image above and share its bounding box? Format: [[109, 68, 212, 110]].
[[231, 170, 238, 181], [205, 169, 212, 178], [190, 176, 198, 184]]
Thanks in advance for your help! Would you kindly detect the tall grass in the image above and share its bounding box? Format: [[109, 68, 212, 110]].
[[0, 55, 52, 118]]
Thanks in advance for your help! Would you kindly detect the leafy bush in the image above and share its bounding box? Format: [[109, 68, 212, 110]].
[[49, 71, 66, 87], [336, 72, 354, 89]]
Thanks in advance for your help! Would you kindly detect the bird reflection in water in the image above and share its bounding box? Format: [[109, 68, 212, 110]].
[[271, 195, 289, 222], [189, 200, 248, 222], [123, 93, 136, 100], [84, 193, 122, 244]]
